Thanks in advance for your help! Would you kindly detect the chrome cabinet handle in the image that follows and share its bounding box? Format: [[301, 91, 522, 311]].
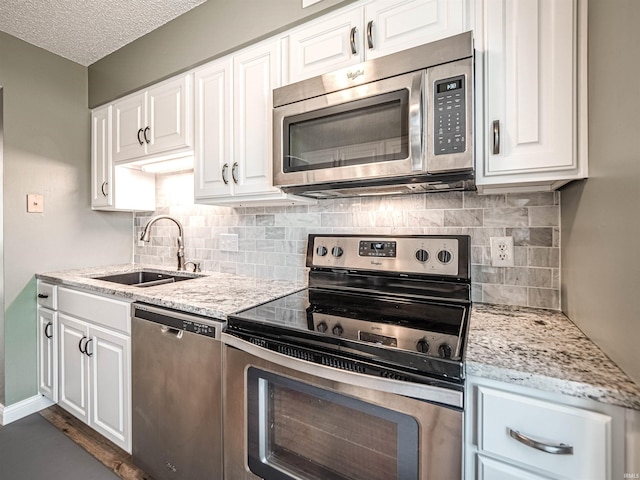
[[137, 128, 144, 145], [101, 181, 108, 197], [85, 338, 94, 357], [222, 163, 229, 185], [508, 428, 574, 455], [350, 26, 357, 55], [38, 293, 49, 299], [143, 126, 150, 144], [231, 162, 239, 184], [366, 20, 374, 49], [492, 120, 500, 155], [78, 336, 87, 355], [44, 322, 53, 339]]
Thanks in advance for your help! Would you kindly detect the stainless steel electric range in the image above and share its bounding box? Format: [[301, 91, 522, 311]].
[[223, 234, 471, 480]]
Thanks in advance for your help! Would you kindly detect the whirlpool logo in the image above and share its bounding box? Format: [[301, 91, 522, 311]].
[[347, 69, 364, 80], [370, 260, 382, 266]]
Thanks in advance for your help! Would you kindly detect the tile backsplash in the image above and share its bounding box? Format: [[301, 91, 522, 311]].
[[134, 172, 561, 309]]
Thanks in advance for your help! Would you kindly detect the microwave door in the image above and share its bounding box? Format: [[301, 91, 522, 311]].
[[273, 71, 425, 189]]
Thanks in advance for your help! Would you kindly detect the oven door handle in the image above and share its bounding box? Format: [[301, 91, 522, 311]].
[[222, 333, 463, 408], [409, 70, 424, 172]]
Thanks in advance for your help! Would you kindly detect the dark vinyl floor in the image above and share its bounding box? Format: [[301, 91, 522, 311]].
[[0, 413, 119, 480]]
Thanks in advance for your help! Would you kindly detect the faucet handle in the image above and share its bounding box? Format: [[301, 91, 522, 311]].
[[184, 261, 201, 273]]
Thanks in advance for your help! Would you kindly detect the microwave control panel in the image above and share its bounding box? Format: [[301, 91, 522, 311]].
[[433, 75, 466, 155]]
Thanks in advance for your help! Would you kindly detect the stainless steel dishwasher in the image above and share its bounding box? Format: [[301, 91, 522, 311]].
[[132, 303, 224, 480]]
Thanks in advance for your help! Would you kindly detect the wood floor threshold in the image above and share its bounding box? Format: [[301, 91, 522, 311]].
[[39, 405, 151, 480]]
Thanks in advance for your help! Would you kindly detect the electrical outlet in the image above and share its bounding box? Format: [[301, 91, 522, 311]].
[[490, 236, 514, 267], [220, 233, 239, 252]]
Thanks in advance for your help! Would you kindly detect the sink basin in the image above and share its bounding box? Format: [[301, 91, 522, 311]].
[[94, 270, 199, 288]]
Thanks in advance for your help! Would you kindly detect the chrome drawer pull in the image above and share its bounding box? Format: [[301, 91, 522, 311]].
[[350, 26, 357, 55], [508, 428, 574, 455]]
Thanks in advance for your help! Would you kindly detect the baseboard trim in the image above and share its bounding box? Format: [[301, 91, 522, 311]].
[[0, 395, 55, 426]]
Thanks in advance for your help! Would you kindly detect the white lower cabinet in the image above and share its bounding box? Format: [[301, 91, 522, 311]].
[[56, 287, 132, 453], [37, 306, 58, 402], [465, 376, 630, 480]]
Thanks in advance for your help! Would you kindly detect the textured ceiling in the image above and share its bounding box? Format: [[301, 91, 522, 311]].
[[0, 0, 208, 66]]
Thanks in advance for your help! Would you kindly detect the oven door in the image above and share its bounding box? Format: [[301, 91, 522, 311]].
[[223, 333, 462, 480], [273, 71, 424, 189]]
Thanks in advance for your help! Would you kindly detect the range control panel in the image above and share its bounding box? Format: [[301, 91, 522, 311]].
[[308, 235, 469, 278]]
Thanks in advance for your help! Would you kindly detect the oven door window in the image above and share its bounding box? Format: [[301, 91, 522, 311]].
[[283, 89, 409, 173], [247, 367, 419, 480]]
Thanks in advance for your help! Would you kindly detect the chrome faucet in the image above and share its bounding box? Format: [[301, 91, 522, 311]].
[[140, 215, 185, 271]]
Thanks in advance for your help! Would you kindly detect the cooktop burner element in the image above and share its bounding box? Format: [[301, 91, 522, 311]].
[[227, 234, 471, 384]]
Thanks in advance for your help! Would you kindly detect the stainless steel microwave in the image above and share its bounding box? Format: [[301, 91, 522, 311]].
[[273, 31, 474, 198]]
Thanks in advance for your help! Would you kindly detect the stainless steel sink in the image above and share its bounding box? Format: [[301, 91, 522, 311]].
[[93, 270, 199, 288]]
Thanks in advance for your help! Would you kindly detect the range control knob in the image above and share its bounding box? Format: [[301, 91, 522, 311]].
[[438, 343, 453, 358], [316, 246, 328, 257], [437, 249, 453, 264], [416, 339, 430, 353], [316, 322, 328, 333], [415, 249, 429, 263], [332, 246, 344, 258], [332, 324, 344, 336]]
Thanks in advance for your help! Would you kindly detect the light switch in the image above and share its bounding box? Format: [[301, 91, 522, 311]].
[[27, 194, 44, 213]]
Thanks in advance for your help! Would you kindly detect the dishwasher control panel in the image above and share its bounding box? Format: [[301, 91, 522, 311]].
[[133, 303, 223, 339]]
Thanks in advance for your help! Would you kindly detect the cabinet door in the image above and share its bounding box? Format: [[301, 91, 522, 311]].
[[194, 58, 233, 199], [287, 6, 363, 83], [89, 325, 131, 452], [112, 92, 146, 163], [365, 0, 467, 60], [481, 0, 579, 181], [146, 75, 193, 156], [477, 455, 549, 480], [37, 307, 58, 402], [233, 40, 282, 196], [58, 313, 90, 423], [91, 106, 113, 208]]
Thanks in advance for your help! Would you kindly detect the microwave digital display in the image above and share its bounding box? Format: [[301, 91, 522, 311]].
[[437, 80, 462, 93]]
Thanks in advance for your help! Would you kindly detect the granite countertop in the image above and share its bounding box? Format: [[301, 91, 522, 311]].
[[467, 303, 640, 411], [37, 264, 640, 411], [37, 264, 304, 320]]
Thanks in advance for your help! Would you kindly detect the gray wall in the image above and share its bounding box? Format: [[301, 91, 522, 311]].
[[88, 0, 354, 107], [561, 0, 640, 384], [0, 32, 133, 406]]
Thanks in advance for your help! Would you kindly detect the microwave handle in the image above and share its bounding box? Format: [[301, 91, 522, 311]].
[[410, 71, 425, 171]]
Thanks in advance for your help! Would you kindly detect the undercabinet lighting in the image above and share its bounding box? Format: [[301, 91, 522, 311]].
[[140, 157, 194, 174]]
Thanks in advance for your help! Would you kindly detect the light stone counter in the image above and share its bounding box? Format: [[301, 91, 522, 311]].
[[37, 265, 640, 411], [467, 303, 640, 411], [37, 264, 304, 320]]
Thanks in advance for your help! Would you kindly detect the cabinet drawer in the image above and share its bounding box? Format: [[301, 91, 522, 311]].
[[477, 386, 611, 479], [477, 454, 549, 480], [37, 281, 57, 309], [58, 287, 131, 334]]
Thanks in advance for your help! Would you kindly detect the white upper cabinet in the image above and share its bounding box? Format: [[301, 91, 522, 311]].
[[112, 74, 193, 164], [286, 0, 469, 84], [91, 106, 155, 212], [475, 0, 588, 193], [365, 0, 467, 60], [91, 106, 112, 208], [194, 39, 315, 206]]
